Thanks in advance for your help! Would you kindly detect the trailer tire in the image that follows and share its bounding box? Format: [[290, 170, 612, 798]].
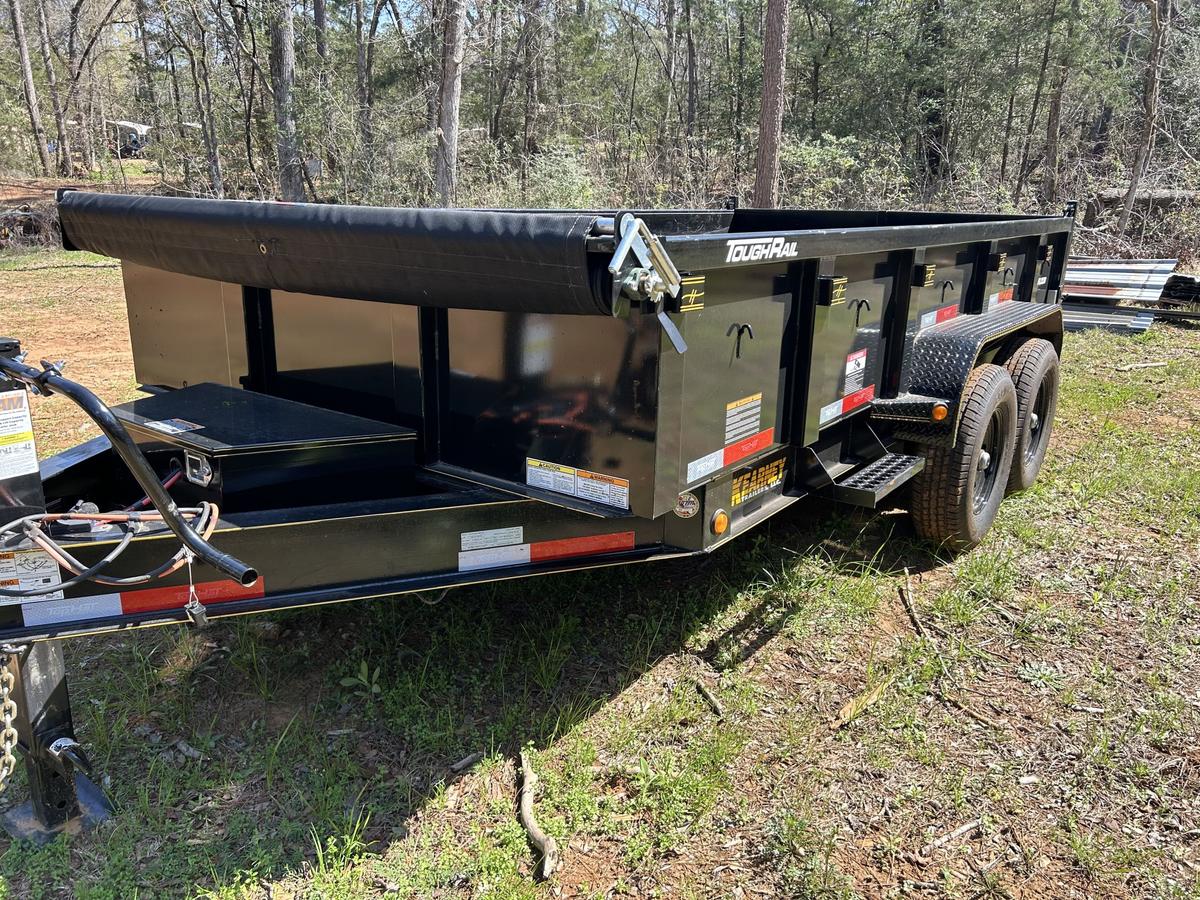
[[910, 364, 1017, 552], [1003, 338, 1059, 494]]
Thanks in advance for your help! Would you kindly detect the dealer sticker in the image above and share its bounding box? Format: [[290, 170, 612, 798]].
[[0, 548, 63, 604], [0, 390, 38, 480]]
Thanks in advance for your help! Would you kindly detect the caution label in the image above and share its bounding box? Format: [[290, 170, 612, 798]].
[[0, 390, 38, 480], [0, 548, 63, 604], [525, 458, 630, 510]]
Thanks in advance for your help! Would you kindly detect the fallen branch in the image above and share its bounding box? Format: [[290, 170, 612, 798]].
[[934, 690, 994, 728], [1113, 361, 1167, 371], [898, 567, 927, 638], [919, 817, 982, 859], [690, 676, 724, 717], [450, 750, 483, 774], [518, 750, 559, 878]]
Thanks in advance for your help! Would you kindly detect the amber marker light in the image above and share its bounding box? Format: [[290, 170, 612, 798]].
[[931, 402, 950, 422], [710, 509, 730, 536]]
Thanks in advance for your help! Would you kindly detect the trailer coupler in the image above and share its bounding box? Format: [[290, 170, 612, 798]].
[[0, 643, 112, 843]]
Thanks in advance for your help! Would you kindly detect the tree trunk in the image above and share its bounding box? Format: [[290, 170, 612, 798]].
[[1039, 0, 1078, 207], [269, 0, 305, 201], [1012, 0, 1059, 206], [1117, 0, 1171, 236], [435, 0, 467, 205], [35, 0, 71, 174], [133, 0, 159, 122], [752, 0, 790, 208], [6, 0, 51, 175], [354, 0, 373, 151]]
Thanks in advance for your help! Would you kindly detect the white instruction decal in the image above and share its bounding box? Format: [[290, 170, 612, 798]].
[[525, 458, 630, 510], [0, 548, 63, 604], [461, 526, 524, 552], [0, 390, 38, 480], [845, 349, 867, 394], [724, 393, 762, 445], [143, 418, 204, 435]]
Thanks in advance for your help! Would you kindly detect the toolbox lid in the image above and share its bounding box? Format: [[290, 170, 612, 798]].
[[113, 383, 416, 457]]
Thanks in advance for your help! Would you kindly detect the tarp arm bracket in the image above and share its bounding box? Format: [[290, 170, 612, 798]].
[[607, 213, 688, 353]]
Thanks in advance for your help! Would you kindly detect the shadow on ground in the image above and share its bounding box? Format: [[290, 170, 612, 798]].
[[0, 495, 944, 894]]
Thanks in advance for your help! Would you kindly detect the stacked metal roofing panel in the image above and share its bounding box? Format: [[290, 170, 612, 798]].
[[1062, 303, 1155, 334], [1063, 257, 1177, 304]]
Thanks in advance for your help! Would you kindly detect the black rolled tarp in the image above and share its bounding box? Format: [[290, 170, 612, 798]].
[[57, 191, 613, 316]]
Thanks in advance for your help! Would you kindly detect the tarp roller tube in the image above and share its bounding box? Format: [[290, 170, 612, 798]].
[[57, 191, 612, 316]]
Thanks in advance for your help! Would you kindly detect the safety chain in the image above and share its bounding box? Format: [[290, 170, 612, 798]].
[[0, 652, 19, 793]]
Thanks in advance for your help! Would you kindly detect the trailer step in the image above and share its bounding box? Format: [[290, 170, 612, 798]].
[[830, 453, 925, 507]]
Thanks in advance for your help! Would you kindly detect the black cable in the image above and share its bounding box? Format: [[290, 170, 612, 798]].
[[24, 505, 214, 588], [0, 505, 212, 599]]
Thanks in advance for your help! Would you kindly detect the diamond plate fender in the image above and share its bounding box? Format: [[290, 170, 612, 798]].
[[871, 303, 1062, 446]]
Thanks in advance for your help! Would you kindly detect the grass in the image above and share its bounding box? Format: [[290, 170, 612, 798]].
[[1, 258, 1198, 898]]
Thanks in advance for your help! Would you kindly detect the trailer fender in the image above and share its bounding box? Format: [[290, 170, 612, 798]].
[[870, 302, 1063, 446]]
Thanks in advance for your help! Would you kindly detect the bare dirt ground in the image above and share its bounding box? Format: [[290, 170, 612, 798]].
[[0, 249, 1197, 900]]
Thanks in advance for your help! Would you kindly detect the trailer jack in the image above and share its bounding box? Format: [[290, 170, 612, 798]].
[[0, 643, 112, 843]]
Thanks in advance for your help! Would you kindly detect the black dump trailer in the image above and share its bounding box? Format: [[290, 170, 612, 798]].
[[0, 192, 1072, 839]]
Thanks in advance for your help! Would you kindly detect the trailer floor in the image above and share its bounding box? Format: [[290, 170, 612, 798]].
[[1, 249, 1199, 900]]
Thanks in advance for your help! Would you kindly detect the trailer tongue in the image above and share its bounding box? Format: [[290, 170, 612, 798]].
[[0, 194, 1072, 840]]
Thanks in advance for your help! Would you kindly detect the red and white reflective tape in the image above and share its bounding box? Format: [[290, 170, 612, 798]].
[[686, 427, 776, 484], [919, 303, 959, 329], [987, 286, 1015, 309], [21, 579, 265, 627], [458, 530, 635, 573], [819, 384, 876, 426]]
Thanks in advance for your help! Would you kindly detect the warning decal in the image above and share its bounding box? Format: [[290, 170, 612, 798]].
[[725, 392, 763, 445], [525, 458, 630, 510], [845, 350, 867, 394], [0, 390, 38, 480], [731, 458, 786, 507], [0, 548, 63, 604]]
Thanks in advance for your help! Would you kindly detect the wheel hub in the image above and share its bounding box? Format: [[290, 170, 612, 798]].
[[977, 449, 992, 473]]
